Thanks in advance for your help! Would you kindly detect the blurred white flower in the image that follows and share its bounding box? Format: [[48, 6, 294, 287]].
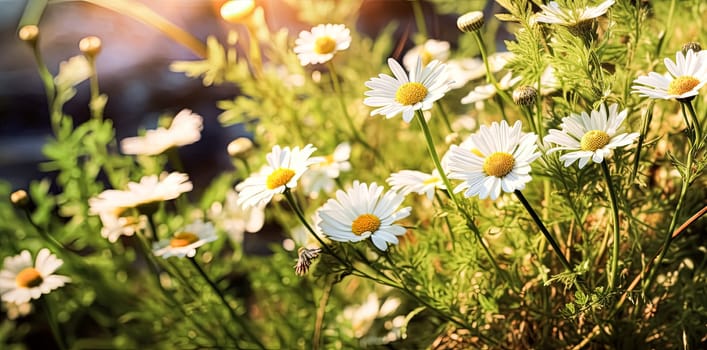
[[544, 103, 639, 168], [54, 55, 91, 88], [208, 190, 265, 243], [153, 220, 218, 258], [387, 169, 445, 200], [461, 72, 521, 109], [364, 57, 452, 123], [536, 65, 560, 95], [89, 172, 193, 216], [446, 58, 485, 89], [535, 0, 615, 26], [98, 213, 147, 243], [316, 181, 411, 251], [236, 144, 321, 208], [120, 109, 203, 155], [402, 39, 450, 71], [0, 249, 71, 304], [301, 142, 351, 197], [294, 24, 351, 66], [343, 293, 401, 338]]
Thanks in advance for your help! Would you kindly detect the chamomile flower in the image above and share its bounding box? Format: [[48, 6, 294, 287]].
[[236, 144, 320, 208], [121, 109, 203, 156], [364, 57, 452, 123], [448, 120, 541, 200], [208, 190, 265, 243], [293, 24, 351, 66], [98, 213, 147, 243], [0, 249, 71, 304], [446, 58, 485, 89], [89, 172, 193, 215], [632, 49, 707, 101], [153, 220, 218, 258], [461, 72, 521, 109], [316, 181, 411, 251], [544, 104, 639, 169], [301, 142, 351, 197], [386, 169, 445, 200], [402, 39, 450, 71], [536, 0, 615, 27]]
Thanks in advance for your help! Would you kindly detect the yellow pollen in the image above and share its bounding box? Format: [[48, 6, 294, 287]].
[[351, 214, 381, 236], [170, 232, 199, 247], [667, 76, 700, 96], [483, 152, 515, 177], [16, 267, 43, 288], [420, 49, 433, 66], [395, 82, 428, 106], [422, 177, 440, 185], [580, 130, 610, 151], [471, 148, 484, 157], [323, 154, 335, 165], [266, 168, 296, 190], [314, 36, 337, 54]]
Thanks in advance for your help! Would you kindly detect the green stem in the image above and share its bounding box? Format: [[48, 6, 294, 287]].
[[42, 297, 67, 350], [435, 102, 454, 133], [601, 161, 622, 290], [245, 22, 264, 78], [435, 192, 455, 250], [630, 101, 654, 184], [189, 258, 266, 350], [684, 100, 703, 146], [313, 279, 333, 350], [327, 61, 386, 165], [514, 190, 586, 294], [643, 143, 694, 292], [415, 110, 459, 210], [410, 0, 427, 39], [21, 208, 66, 252], [86, 56, 103, 120]]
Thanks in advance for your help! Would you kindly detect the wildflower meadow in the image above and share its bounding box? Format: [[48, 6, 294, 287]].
[[1, 0, 706, 348]]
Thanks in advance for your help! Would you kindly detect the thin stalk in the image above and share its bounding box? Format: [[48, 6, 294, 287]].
[[189, 257, 266, 350], [684, 100, 703, 145], [630, 101, 654, 184], [327, 61, 386, 165], [410, 0, 428, 39], [601, 161, 622, 290], [435, 192, 456, 250], [313, 279, 334, 350], [514, 190, 586, 294], [643, 144, 694, 292], [472, 31, 515, 109], [21, 207, 66, 252], [86, 56, 103, 120], [435, 102, 454, 133], [42, 297, 67, 350], [244, 22, 264, 78]]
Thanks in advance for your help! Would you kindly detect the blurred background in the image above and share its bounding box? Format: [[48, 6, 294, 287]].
[[0, 0, 507, 190]]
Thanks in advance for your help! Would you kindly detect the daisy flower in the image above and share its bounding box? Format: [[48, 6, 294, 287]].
[[461, 72, 521, 109], [293, 24, 351, 66], [153, 220, 218, 258], [364, 57, 452, 123], [387, 169, 445, 200], [301, 142, 351, 197], [446, 58, 485, 89], [0, 249, 71, 304], [89, 172, 193, 215], [402, 39, 450, 71], [98, 212, 147, 243], [208, 190, 265, 243], [236, 144, 320, 208], [535, 0, 615, 27], [544, 103, 639, 168], [316, 181, 411, 251], [448, 120, 541, 200], [632, 49, 707, 101], [121, 109, 203, 156]]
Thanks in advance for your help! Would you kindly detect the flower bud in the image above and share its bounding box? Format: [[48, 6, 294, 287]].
[[513, 86, 538, 106], [79, 36, 102, 57], [457, 11, 484, 33], [10, 190, 29, 209], [220, 0, 256, 23], [18, 25, 39, 43], [227, 137, 254, 158], [682, 42, 702, 54]]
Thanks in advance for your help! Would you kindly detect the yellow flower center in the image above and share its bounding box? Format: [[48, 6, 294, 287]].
[[667, 76, 700, 96], [16, 267, 43, 288], [422, 177, 440, 185], [483, 152, 515, 177], [351, 214, 381, 236], [420, 49, 433, 66], [395, 82, 428, 106], [314, 36, 337, 55], [266, 168, 296, 190], [170, 232, 199, 248], [323, 154, 335, 165], [471, 148, 484, 157], [580, 130, 610, 151]]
